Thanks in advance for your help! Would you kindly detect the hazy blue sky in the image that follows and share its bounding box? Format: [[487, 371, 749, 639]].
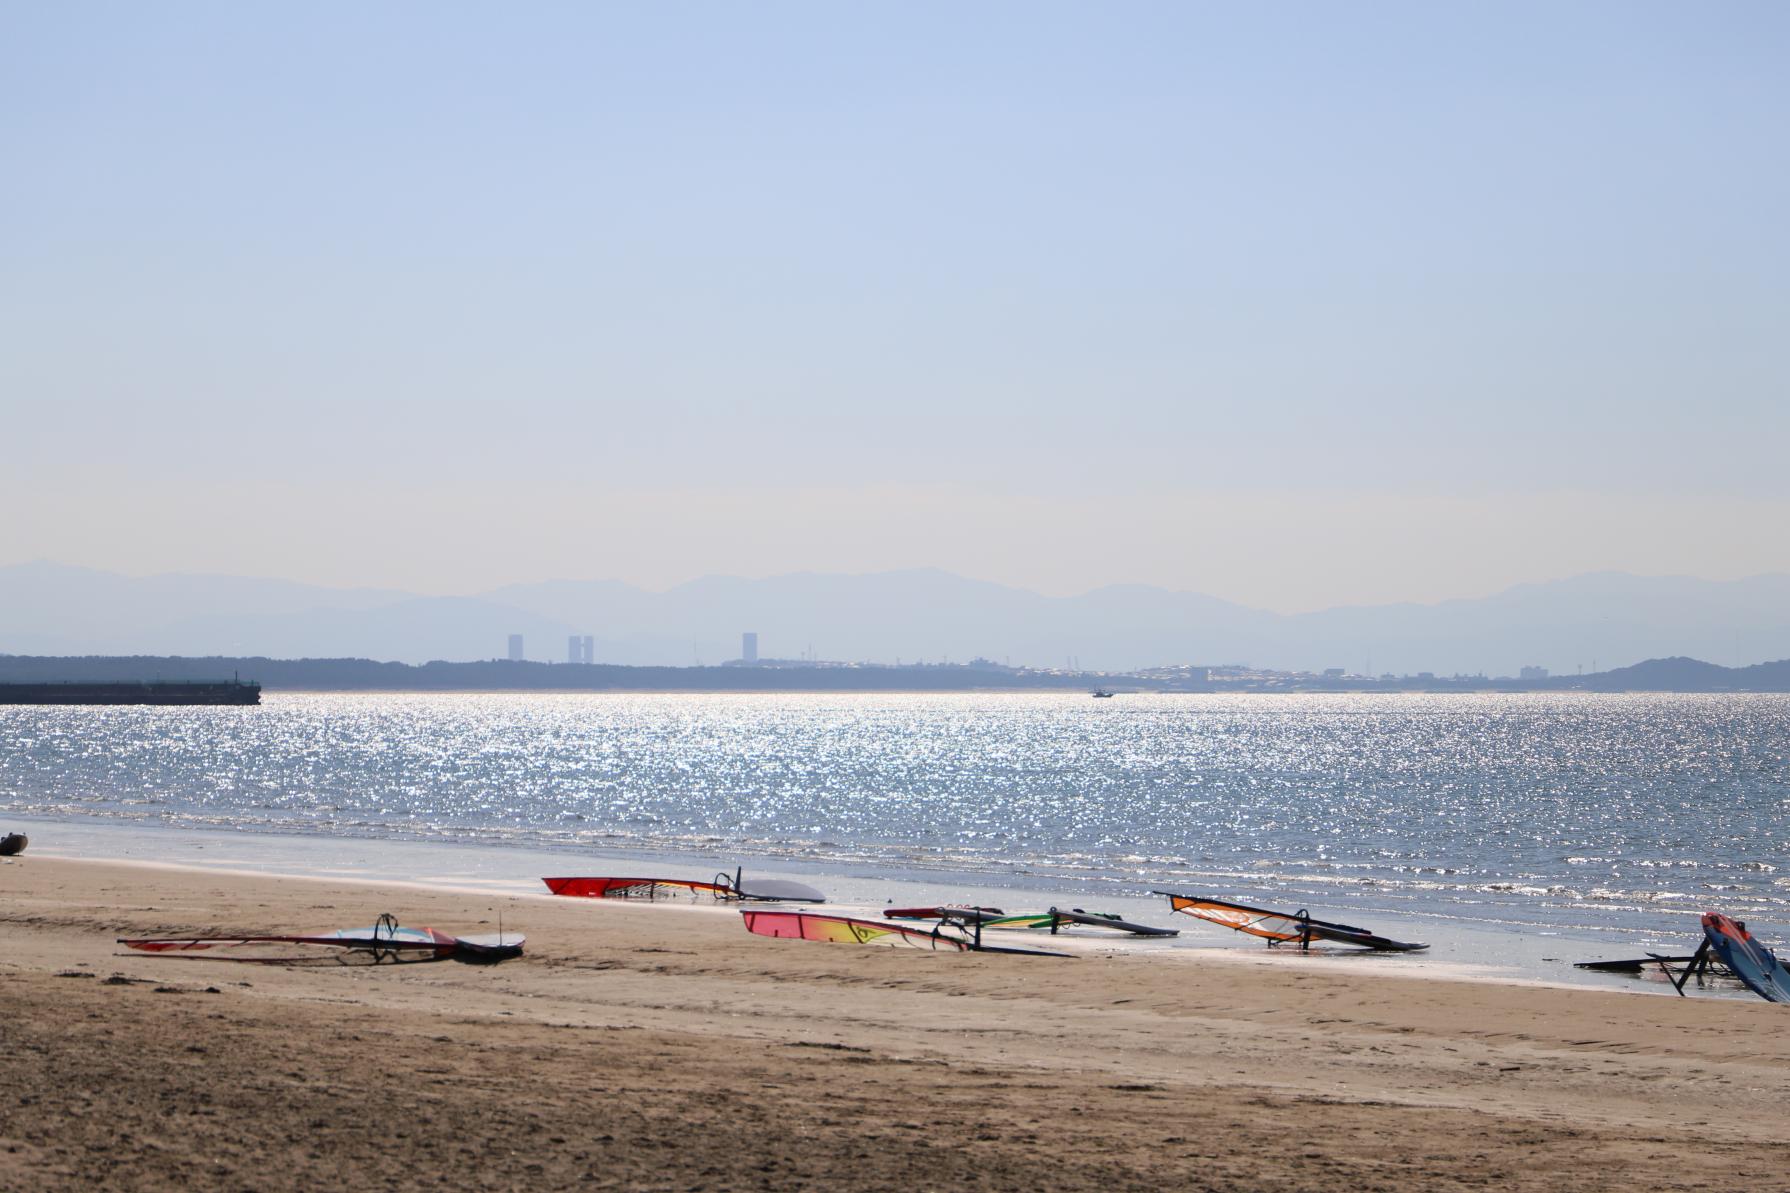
[[4, 3, 1785, 611]]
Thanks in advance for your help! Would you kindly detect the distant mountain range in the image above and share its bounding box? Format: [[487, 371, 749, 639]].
[[2, 653, 1788, 693], [1580, 655, 1790, 692], [4, 560, 1790, 676]]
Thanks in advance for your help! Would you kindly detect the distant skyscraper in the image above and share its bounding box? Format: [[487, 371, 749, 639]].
[[567, 635, 582, 665], [742, 632, 759, 664], [507, 634, 524, 662], [582, 635, 594, 665]]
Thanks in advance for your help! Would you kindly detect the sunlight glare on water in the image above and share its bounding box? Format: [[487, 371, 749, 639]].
[[3, 691, 1787, 936]]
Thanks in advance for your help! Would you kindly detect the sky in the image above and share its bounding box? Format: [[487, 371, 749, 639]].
[[3, 2, 1786, 613]]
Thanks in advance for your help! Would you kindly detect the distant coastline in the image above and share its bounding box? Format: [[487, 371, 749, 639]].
[[1, 654, 1787, 694], [0, 678, 260, 705], [10, 562, 1790, 680]]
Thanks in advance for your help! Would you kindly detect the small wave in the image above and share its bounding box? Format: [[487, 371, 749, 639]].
[[1584, 888, 1691, 904]]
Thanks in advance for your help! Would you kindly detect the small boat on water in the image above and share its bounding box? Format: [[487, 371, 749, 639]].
[[1091, 688, 1114, 698]]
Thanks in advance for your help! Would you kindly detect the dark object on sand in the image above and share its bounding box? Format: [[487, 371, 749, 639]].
[[0, 833, 25, 856], [1574, 954, 1712, 974]]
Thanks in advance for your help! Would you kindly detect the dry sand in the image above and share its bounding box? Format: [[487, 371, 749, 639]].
[[3, 856, 1787, 1192]]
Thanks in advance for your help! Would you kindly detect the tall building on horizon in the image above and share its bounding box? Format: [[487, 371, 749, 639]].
[[507, 634, 524, 662], [567, 635, 582, 665], [582, 635, 594, 665], [741, 631, 759, 664]]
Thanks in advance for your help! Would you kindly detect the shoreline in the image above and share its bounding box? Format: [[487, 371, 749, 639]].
[[5, 854, 1788, 1190], [13, 846, 1580, 992], [8, 692, 1785, 969], [5, 812, 1717, 995]]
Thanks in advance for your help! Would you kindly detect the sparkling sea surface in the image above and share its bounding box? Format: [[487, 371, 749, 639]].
[[4, 692, 1788, 982]]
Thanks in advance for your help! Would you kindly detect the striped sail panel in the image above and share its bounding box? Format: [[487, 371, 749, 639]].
[[542, 877, 728, 900], [1160, 894, 1427, 951], [982, 914, 1059, 931], [741, 910, 970, 950], [1163, 896, 1313, 942]]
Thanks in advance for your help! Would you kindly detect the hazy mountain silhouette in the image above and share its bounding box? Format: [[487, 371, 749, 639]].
[[5, 560, 1790, 675], [1281, 572, 1790, 676]]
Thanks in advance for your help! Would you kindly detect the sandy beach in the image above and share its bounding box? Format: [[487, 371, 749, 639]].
[[3, 856, 1786, 1192]]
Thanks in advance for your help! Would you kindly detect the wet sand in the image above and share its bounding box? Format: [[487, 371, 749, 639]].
[[3, 856, 1785, 1192]]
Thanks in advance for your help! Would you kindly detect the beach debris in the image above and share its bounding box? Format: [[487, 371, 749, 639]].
[[0, 832, 26, 856], [117, 912, 525, 966], [543, 867, 824, 903], [1153, 893, 1428, 952]]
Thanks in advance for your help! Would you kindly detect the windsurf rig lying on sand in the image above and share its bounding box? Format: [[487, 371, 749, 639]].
[[542, 867, 825, 903], [742, 910, 1070, 957], [118, 913, 525, 965], [884, 906, 1176, 937], [1579, 913, 1790, 1004], [1574, 954, 1720, 975], [1155, 893, 1428, 952]]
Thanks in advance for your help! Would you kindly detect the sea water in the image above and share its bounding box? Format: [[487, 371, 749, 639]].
[[4, 691, 1786, 987]]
